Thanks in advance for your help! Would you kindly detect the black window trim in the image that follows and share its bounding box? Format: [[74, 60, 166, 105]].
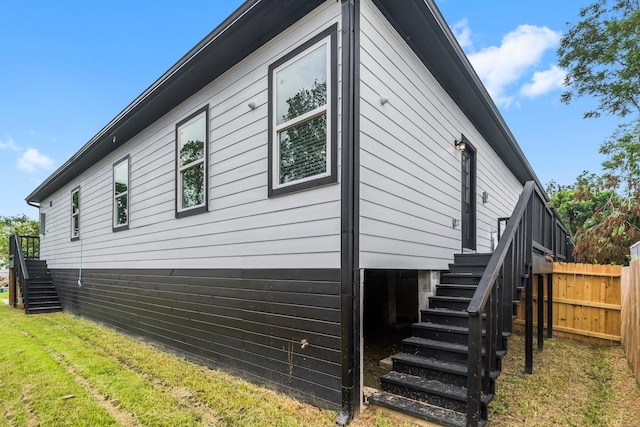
[[267, 24, 338, 197], [175, 105, 209, 218], [70, 186, 80, 241], [112, 155, 130, 232]]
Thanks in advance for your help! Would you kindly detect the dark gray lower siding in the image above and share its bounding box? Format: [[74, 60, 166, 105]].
[[50, 268, 342, 409]]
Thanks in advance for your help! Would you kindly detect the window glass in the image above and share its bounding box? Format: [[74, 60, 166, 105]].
[[179, 115, 205, 166], [276, 44, 327, 125], [71, 189, 80, 239], [177, 110, 207, 212], [114, 159, 129, 228], [181, 163, 205, 208], [279, 114, 327, 184]]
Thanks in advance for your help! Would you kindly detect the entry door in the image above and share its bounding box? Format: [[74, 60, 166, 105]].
[[461, 146, 476, 250]]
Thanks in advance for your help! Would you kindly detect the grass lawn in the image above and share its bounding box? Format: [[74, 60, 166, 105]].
[[1, 303, 639, 426]]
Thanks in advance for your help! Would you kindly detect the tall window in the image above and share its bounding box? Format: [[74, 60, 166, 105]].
[[268, 25, 337, 197], [113, 156, 129, 231], [175, 106, 208, 217], [71, 187, 80, 240]]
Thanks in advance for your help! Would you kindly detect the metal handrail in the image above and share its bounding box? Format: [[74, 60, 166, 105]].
[[9, 233, 31, 312], [465, 180, 570, 426]]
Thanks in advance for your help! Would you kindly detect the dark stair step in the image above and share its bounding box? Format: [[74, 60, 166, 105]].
[[380, 371, 493, 421], [436, 284, 477, 298], [412, 322, 509, 349], [447, 264, 487, 275], [453, 253, 492, 266], [429, 296, 471, 311], [26, 305, 62, 314], [402, 336, 505, 369], [421, 308, 483, 327], [391, 352, 499, 394], [440, 273, 483, 285], [368, 391, 479, 427]]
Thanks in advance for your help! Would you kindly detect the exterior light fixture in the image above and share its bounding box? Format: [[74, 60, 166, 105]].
[[482, 191, 489, 204], [454, 134, 468, 152], [248, 101, 257, 110], [380, 96, 389, 105]]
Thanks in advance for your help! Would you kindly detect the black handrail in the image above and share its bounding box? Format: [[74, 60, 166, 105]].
[[466, 181, 570, 425], [19, 235, 40, 260], [9, 233, 31, 313]]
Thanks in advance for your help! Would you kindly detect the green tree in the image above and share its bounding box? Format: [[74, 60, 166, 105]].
[[555, 0, 640, 263], [0, 215, 39, 268]]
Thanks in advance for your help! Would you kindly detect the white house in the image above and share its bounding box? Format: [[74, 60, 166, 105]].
[[24, 1, 566, 425]]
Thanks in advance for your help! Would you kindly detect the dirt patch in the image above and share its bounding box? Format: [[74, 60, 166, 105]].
[[363, 325, 412, 389]]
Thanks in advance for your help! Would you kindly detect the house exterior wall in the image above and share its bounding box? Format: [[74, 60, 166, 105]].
[[39, 1, 342, 271], [39, 1, 343, 409], [358, 0, 524, 270]]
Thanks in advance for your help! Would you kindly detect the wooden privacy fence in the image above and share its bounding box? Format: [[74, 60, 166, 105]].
[[622, 259, 640, 381], [516, 262, 622, 346]]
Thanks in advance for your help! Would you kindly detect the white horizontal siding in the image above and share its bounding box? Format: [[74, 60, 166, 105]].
[[40, 1, 342, 270], [359, 0, 523, 270]]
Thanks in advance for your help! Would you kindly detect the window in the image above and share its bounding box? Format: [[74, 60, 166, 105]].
[[71, 187, 80, 240], [40, 213, 45, 235], [268, 25, 338, 197], [113, 156, 129, 231], [175, 106, 208, 217]]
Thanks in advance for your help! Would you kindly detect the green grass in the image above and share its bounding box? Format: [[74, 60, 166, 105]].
[[490, 333, 640, 426], [2, 303, 639, 426], [0, 304, 411, 427]]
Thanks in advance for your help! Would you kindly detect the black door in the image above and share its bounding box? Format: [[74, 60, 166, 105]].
[[461, 146, 476, 251]]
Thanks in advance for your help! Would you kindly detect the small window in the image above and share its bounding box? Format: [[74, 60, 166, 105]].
[[71, 187, 80, 240], [40, 213, 46, 235], [268, 25, 338, 197], [175, 106, 208, 217], [113, 156, 130, 231]]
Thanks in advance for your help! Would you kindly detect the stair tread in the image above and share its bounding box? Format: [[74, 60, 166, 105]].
[[413, 322, 476, 334], [382, 371, 494, 404], [368, 391, 474, 427], [403, 336, 507, 358], [429, 296, 471, 301], [392, 352, 501, 380]]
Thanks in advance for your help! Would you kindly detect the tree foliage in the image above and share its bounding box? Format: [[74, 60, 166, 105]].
[[548, 172, 640, 265], [558, 0, 640, 120], [554, 0, 640, 264], [0, 215, 39, 268]]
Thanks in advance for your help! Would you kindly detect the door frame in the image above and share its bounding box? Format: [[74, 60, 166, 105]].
[[460, 139, 477, 252]]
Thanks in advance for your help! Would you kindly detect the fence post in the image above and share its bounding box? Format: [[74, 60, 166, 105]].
[[547, 272, 553, 338], [537, 274, 544, 350]]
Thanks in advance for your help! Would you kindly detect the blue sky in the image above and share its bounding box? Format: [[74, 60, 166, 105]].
[[0, 0, 618, 218]]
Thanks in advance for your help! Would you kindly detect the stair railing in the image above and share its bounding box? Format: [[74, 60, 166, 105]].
[[9, 233, 32, 313], [465, 181, 569, 426]]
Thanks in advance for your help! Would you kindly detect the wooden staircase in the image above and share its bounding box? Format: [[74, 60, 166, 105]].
[[23, 259, 62, 314], [369, 253, 523, 426]]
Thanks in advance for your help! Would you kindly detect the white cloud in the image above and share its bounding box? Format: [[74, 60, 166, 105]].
[[17, 148, 54, 173], [452, 18, 473, 51], [0, 138, 21, 151], [466, 25, 562, 107], [520, 65, 567, 98]]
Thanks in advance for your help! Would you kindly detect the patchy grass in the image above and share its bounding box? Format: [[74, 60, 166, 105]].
[[2, 303, 639, 426], [491, 332, 640, 426], [0, 304, 413, 427]]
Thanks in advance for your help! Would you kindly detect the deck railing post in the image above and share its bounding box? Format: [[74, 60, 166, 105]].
[[547, 273, 553, 338], [524, 197, 534, 374], [467, 312, 483, 426], [537, 274, 544, 350]]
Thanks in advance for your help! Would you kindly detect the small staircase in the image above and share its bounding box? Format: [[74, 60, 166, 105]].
[[369, 253, 522, 426], [24, 259, 62, 314]]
